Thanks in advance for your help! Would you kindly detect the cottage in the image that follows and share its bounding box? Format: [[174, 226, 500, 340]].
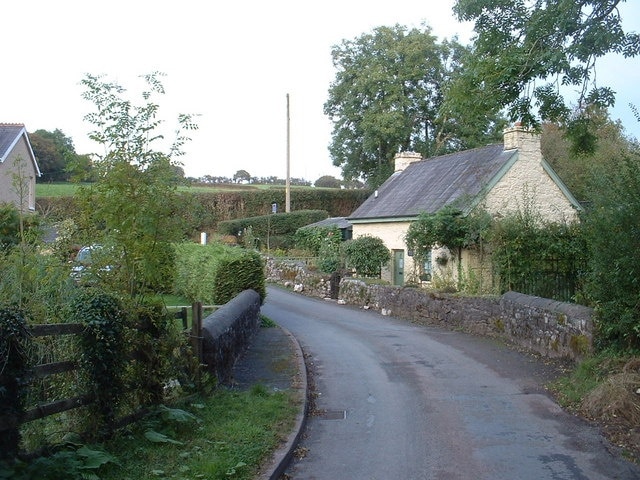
[[0, 124, 40, 211], [347, 125, 582, 286]]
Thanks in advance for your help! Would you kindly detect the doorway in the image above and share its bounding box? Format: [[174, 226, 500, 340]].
[[393, 250, 404, 286]]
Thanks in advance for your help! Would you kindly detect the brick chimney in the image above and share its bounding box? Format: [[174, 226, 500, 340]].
[[394, 151, 422, 172]]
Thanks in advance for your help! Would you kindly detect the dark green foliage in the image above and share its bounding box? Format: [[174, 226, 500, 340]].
[[173, 243, 265, 305], [294, 225, 342, 256], [343, 236, 391, 278], [0, 306, 30, 459], [188, 188, 369, 231], [581, 152, 640, 351], [451, 0, 639, 151], [490, 211, 586, 302], [35, 187, 371, 234], [314, 175, 341, 188], [29, 129, 83, 183], [405, 205, 492, 267], [77, 72, 196, 298], [0, 205, 41, 251], [0, 444, 119, 480], [0, 204, 20, 251], [217, 210, 329, 250], [325, 25, 481, 187], [317, 239, 343, 274], [71, 290, 128, 436], [211, 250, 266, 305], [129, 301, 186, 404]]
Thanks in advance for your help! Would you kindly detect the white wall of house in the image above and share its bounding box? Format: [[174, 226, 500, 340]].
[[352, 127, 580, 287], [352, 221, 413, 284], [484, 127, 579, 223]]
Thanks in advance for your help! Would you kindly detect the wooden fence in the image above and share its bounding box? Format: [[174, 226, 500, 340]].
[[0, 303, 207, 434]]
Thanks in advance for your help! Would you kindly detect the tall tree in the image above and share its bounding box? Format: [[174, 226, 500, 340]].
[[325, 25, 496, 188], [541, 107, 636, 203], [452, 0, 639, 152], [29, 129, 78, 182], [77, 72, 198, 297]]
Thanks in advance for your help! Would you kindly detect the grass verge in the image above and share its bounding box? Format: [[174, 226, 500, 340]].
[[549, 352, 640, 462], [98, 386, 297, 480]]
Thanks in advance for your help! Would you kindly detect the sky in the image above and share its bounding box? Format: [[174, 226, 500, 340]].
[[3, 1, 639, 183]]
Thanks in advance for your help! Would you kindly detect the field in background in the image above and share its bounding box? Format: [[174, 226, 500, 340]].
[[36, 182, 339, 197]]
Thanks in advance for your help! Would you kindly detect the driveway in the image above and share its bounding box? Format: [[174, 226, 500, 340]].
[[262, 286, 640, 480]]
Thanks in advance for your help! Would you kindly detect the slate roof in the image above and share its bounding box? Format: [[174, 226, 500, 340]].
[[0, 123, 41, 175], [301, 216, 352, 230], [349, 144, 516, 220]]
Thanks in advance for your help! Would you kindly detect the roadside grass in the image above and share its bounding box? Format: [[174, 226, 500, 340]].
[[97, 386, 297, 480], [549, 352, 640, 462], [549, 352, 631, 409]]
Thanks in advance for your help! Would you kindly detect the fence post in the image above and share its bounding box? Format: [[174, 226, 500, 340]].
[[191, 302, 203, 387], [180, 307, 188, 330]]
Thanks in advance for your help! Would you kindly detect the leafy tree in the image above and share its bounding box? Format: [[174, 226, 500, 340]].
[[29, 129, 84, 182], [233, 169, 251, 183], [343, 235, 391, 278], [451, 0, 640, 152], [314, 175, 341, 188], [325, 25, 480, 188], [76, 72, 198, 297], [581, 147, 640, 351], [541, 108, 638, 203]]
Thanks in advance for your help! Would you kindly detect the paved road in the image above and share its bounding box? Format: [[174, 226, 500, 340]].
[[262, 286, 640, 480]]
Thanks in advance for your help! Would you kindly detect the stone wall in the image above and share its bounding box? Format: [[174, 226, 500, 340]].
[[266, 257, 594, 361], [201, 289, 262, 384]]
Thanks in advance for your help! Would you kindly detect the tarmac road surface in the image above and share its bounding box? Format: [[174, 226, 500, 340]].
[[261, 286, 640, 480]]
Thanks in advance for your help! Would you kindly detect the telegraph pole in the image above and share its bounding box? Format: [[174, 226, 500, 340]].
[[285, 93, 291, 213]]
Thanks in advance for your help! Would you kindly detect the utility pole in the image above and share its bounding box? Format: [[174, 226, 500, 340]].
[[286, 93, 291, 213]]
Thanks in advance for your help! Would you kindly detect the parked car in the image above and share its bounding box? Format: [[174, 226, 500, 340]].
[[71, 244, 114, 282]]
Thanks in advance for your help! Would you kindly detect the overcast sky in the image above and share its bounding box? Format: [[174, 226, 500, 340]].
[[4, 1, 639, 182]]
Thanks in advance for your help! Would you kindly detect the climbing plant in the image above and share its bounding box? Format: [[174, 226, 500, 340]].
[[0, 306, 31, 459]]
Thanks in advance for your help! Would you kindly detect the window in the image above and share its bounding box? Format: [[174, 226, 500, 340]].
[[420, 250, 433, 282]]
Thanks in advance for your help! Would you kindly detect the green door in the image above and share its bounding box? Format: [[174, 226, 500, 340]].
[[393, 250, 404, 286]]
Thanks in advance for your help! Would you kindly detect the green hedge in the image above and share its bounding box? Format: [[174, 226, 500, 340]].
[[217, 210, 329, 250], [36, 187, 371, 229], [173, 242, 266, 305]]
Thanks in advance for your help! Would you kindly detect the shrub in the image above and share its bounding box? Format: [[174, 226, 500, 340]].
[[294, 225, 341, 256], [343, 235, 391, 278], [582, 152, 640, 351], [217, 210, 329, 251], [71, 289, 128, 437], [0, 306, 30, 459], [173, 242, 265, 305]]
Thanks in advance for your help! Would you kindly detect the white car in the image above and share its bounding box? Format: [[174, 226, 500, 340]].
[[71, 245, 113, 281]]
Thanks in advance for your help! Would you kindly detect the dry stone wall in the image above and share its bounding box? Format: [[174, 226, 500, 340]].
[[266, 257, 594, 361]]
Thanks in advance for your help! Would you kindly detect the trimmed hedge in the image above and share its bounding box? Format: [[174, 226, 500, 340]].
[[36, 187, 371, 228], [217, 210, 330, 250], [173, 242, 266, 305]]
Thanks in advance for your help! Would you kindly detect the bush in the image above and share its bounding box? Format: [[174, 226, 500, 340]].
[[71, 289, 128, 437], [582, 152, 640, 351], [173, 242, 265, 305], [343, 235, 391, 278], [294, 225, 341, 256], [216, 210, 329, 251], [0, 306, 30, 459]]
